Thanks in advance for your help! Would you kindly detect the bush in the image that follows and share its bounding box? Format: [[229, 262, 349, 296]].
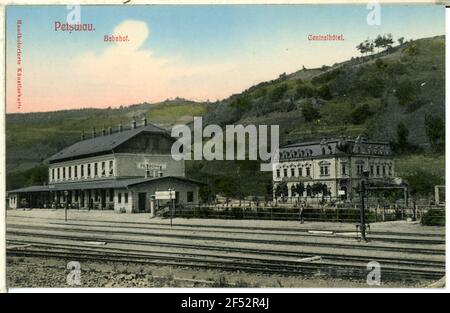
[[269, 84, 288, 102], [421, 209, 445, 226], [396, 79, 417, 106], [301, 102, 321, 122], [296, 84, 316, 99], [317, 84, 332, 100], [350, 103, 373, 124]]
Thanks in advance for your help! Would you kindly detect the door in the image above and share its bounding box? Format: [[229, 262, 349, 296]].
[[138, 193, 146, 212]]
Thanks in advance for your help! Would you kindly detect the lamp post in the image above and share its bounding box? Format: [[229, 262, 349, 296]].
[[359, 170, 370, 242], [64, 190, 69, 222]]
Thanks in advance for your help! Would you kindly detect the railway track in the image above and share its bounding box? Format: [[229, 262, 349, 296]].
[[7, 223, 446, 256], [38, 221, 445, 245], [8, 214, 446, 238], [7, 237, 445, 270], [6, 216, 445, 283], [7, 243, 444, 281]]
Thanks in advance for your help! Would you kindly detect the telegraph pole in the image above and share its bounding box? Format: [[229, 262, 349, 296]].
[[359, 170, 369, 242], [64, 190, 68, 222], [169, 188, 174, 228], [360, 180, 367, 241]]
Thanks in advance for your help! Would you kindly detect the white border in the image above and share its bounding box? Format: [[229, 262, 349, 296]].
[[0, 0, 448, 294]]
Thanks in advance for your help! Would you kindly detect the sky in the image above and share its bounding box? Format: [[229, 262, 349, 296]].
[[5, 4, 445, 113]]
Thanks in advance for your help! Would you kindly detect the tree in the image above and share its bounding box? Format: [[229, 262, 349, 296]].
[[317, 84, 332, 100], [356, 42, 367, 56], [274, 182, 288, 199], [230, 96, 252, 114], [396, 79, 417, 107], [374, 35, 384, 53], [350, 103, 372, 125], [398, 37, 405, 46], [424, 114, 445, 153], [383, 33, 394, 51], [292, 183, 305, 198], [311, 183, 324, 198], [296, 83, 316, 98], [364, 39, 374, 55], [269, 84, 288, 102], [406, 170, 443, 199], [396, 122, 410, 153], [301, 101, 320, 122]]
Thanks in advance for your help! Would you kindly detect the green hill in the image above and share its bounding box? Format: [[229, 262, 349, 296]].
[[6, 35, 445, 195]]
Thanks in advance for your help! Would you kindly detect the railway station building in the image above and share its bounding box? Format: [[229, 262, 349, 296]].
[[273, 136, 397, 201], [7, 119, 203, 213]]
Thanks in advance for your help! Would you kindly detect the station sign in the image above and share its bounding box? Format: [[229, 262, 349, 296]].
[[155, 190, 176, 200]]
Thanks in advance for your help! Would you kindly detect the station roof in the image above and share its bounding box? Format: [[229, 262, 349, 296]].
[[7, 176, 205, 194], [47, 123, 169, 163]]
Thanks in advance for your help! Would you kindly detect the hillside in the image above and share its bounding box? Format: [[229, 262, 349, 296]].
[[5, 35, 445, 195], [202, 36, 444, 147]]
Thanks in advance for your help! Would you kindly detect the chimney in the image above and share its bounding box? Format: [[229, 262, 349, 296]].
[[119, 123, 123, 132], [143, 117, 148, 126], [108, 127, 113, 135], [81, 130, 85, 140], [132, 119, 137, 129], [92, 127, 96, 138], [102, 127, 106, 136]]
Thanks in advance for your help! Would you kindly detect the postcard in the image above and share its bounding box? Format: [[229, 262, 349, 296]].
[[1, 1, 446, 298]]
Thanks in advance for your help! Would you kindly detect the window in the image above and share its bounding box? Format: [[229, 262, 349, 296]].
[[357, 164, 364, 175], [370, 165, 374, 176], [283, 169, 288, 177], [382, 166, 386, 176], [291, 168, 296, 177], [87, 164, 91, 177], [118, 193, 122, 203], [81, 165, 84, 178], [74, 165, 78, 178], [109, 189, 114, 201], [376, 165, 380, 176], [187, 191, 194, 203], [101, 162, 106, 176], [306, 167, 311, 176], [124, 193, 128, 203], [276, 169, 280, 178], [52, 169, 55, 181], [57, 168, 60, 180], [341, 164, 347, 175], [94, 163, 98, 176], [388, 165, 393, 176], [68, 167, 72, 179], [322, 147, 326, 155], [320, 165, 329, 176], [109, 160, 114, 175], [62, 167, 66, 179], [299, 168, 303, 176]]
